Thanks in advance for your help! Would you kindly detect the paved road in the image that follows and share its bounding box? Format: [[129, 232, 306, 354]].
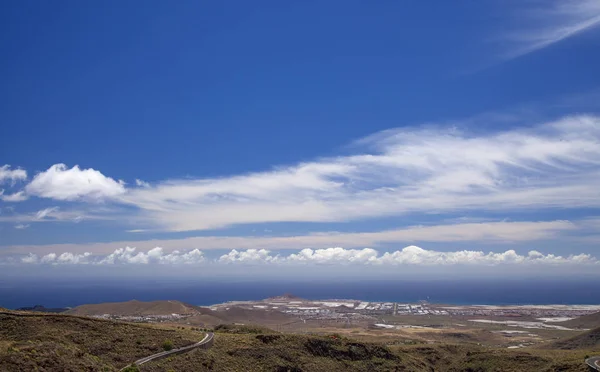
[[586, 356, 600, 371], [120, 332, 214, 371]]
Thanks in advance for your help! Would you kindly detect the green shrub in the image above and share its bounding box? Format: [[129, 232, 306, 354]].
[[163, 340, 174, 351]]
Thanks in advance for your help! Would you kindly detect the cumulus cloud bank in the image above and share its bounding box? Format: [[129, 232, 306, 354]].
[[20, 247, 206, 265], [98, 247, 205, 265], [17, 246, 598, 266]]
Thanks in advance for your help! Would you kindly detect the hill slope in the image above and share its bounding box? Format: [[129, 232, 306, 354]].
[[65, 300, 295, 327], [559, 312, 600, 330], [66, 299, 204, 316], [0, 310, 200, 371], [143, 325, 598, 372], [1, 311, 597, 372], [550, 326, 600, 350]]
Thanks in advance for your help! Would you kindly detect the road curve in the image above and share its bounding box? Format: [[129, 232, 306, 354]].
[[120, 332, 214, 371], [586, 356, 600, 371]]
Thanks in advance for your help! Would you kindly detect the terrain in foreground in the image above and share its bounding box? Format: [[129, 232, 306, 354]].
[[1, 308, 599, 372]]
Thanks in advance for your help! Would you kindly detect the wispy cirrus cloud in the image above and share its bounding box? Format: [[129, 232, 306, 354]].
[[500, 0, 600, 60], [1, 220, 579, 256], [0, 206, 108, 224], [2, 114, 600, 235], [14, 246, 598, 266], [118, 114, 600, 232]]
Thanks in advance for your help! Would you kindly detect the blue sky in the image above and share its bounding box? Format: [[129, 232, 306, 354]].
[[1, 0, 600, 277]]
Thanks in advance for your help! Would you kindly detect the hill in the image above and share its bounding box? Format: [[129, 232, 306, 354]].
[[549, 326, 600, 350], [16, 304, 69, 313], [559, 312, 600, 330], [0, 309, 200, 371], [65, 299, 205, 316], [142, 324, 598, 372], [65, 299, 295, 327], [1, 310, 598, 371]]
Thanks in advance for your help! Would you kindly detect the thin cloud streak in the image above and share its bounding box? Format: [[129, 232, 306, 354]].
[[501, 0, 600, 60], [1, 220, 579, 255]]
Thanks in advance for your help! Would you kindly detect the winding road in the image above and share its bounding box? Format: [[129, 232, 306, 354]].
[[586, 356, 600, 371], [120, 332, 214, 371]]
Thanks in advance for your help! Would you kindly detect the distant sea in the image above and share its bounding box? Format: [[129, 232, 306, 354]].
[[1, 279, 599, 309]]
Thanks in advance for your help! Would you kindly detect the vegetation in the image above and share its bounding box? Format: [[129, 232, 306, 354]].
[[163, 339, 174, 351], [121, 364, 140, 372], [214, 323, 271, 334], [548, 326, 600, 350], [0, 311, 198, 371], [1, 310, 599, 371], [143, 331, 600, 372]]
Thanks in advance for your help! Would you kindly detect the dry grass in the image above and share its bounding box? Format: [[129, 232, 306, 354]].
[[143, 324, 600, 372], [1, 311, 599, 372], [0, 311, 201, 371]]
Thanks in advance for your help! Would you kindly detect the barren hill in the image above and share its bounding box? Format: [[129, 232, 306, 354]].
[[65, 299, 205, 316]]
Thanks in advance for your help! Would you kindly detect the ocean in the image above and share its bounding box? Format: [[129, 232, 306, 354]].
[[1, 278, 599, 309]]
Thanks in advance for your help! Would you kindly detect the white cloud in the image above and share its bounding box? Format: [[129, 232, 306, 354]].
[[501, 0, 600, 59], [21, 253, 38, 264], [135, 179, 150, 188], [22, 252, 92, 265], [36, 207, 59, 220], [115, 115, 600, 232], [0, 207, 107, 225], [25, 164, 125, 201], [2, 220, 578, 256], [0, 191, 28, 202], [218, 249, 278, 264], [0, 165, 27, 185], [56, 252, 92, 264], [97, 246, 205, 265], [14, 246, 599, 266], [222, 246, 598, 266], [286, 247, 379, 264], [40, 253, 57, 264], [3, 115, 600, 236]]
